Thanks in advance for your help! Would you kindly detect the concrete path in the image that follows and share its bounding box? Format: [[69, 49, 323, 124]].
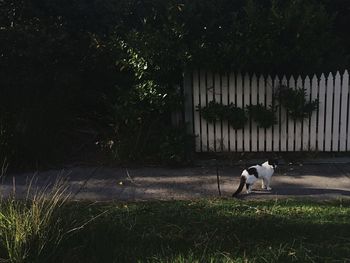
[[1, 163, 350, 201]]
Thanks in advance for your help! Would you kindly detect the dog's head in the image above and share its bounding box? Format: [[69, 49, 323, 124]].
[[268, 159, 278, 169]]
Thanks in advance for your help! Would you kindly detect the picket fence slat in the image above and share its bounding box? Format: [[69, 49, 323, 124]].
[[235, 73, 243, 151], [258, 75, 265, 151], [295, 76, 303, 151], [244, 73, 251, 151], [273, 76, 281, 151], [213, 73, 221, 152], [333, 72, 341, 151], [206, 72, 215, 151], [251, 74, 258, 151], [318, 74, 326, 151], [193, 70, 201, 152], [342, 71, 349, 151], [189, 70, 350, 153], [310, 75, 318, 150], [221, 74, 229, 151], [324, 73, 334, 151], [266, 75, 273, 151], [228, 73, 234, 151], [345, 71, 350, 151], [200, 70, 208, 152], [303, 76, 311, 150], [287, 76, 295, 151], [280, 75, 288, 151]]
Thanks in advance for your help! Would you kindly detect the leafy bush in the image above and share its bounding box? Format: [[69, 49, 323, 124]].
[[247, 103, 277, 128], [277, 85, 319, 120]]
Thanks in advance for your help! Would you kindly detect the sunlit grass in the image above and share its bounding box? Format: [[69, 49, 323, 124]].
[[0, 174, 73, 263]]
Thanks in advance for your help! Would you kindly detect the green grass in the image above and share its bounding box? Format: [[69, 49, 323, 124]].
[[49, 199, 350, 263], [0, 193, 350, 262], [0, 177, 73, 263]]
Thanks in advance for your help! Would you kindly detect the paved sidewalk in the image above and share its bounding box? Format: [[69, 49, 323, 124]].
[[1, 163, 350, 201]]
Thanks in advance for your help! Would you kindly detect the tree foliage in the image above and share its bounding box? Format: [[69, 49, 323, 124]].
[[0, 0, 349, 166]]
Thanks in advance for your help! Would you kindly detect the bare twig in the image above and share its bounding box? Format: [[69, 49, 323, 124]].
[[0, 158, 8, 183], [65, 210, 109, 235], [71, 166, 101, 199], [125, 168, 140, 186], [216, 161, 221, 197]]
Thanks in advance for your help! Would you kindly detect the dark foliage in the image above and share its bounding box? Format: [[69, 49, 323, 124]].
[[224, 104, 248, 129], [0, 0, 349, 167], [198, 101, 226, 123], [247, 103, 277, 128], [277, 85, 319, 121], [199, 102, 247, 129]]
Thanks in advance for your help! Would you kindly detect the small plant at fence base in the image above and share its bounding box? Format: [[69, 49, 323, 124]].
[[247, 104, 277, 128], [277, 85, 319, 121], [198, 101, 247, 129]]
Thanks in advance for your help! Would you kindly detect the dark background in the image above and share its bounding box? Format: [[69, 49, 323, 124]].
[[1, 0, 349, 169]]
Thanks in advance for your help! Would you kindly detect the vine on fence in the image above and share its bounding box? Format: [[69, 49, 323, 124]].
[[198, 102, 247, 129], [199, 101, 225, 122], [224, 104, 248, 129], [246, 104, 277, 128], [199, 85, 318, 128], [276, 85, 319, 121]]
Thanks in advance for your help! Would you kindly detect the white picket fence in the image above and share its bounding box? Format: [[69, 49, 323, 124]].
[[183, 70, 350, 152]]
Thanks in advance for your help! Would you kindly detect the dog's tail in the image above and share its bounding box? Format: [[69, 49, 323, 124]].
[[232, 176, 246, 197]]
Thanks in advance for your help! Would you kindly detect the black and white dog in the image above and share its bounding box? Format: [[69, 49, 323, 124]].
[[232, 160, 278, 197]]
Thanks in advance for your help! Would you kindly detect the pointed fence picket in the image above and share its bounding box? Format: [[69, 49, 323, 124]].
[[207, 71, 215, 152], [296, 76, 303, 151], [243, 73, 251, 151], [324, 73, 334, 151], [302, 76, 311, 151], [317, 74, 326, 151], [200, 70, 208, 152], [342, 71, 349, 151], [266, 75, 273, 151], [185, 70, 350, 152], [192, 70, 201, 152], [258, 75, 265, 151], [235, 73, 243, 151], [288, 76, 296, 151], [310, 75, 318, 150], [273, 75, 280, 151], [221, 74, 229, 151], [333, 72, 341, 151]]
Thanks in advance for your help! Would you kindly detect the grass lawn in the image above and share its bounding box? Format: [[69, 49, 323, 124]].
[[48, 199, 350, 263]]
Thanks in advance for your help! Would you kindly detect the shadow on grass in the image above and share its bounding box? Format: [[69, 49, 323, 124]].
[[53, 200, 350, 263], [236, 188, 350, 199]]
